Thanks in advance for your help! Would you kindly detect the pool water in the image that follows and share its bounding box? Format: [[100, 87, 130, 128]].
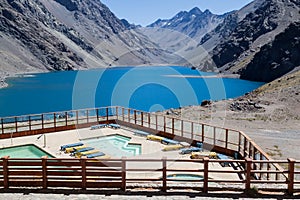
[[83, 134, 141, 157], [166, 174, 204, 181], [0, 144, 54, 158]]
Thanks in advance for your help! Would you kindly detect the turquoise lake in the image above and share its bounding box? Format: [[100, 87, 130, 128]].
[[0, 66, 264, 117]]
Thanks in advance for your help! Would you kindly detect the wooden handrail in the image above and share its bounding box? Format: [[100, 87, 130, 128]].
[[0, 106, 289, 182], [0, 156, 298, 194]]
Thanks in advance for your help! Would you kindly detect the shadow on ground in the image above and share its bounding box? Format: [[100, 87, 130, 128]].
[[0, 188, 298, 199]]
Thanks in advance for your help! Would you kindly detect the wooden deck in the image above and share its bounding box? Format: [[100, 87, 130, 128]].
[[0, 106, 299, 194]]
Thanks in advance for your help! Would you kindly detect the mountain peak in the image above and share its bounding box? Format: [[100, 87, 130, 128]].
[[203, 9, 212, 15], [189, 7, 202, 15]]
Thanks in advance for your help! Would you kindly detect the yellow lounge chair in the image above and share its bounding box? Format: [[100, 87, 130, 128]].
[[190, 152, 217, 159], [162, 144, 184, 151], [147, 135, 164, 142], [75, 150, 99, 158], [64, 145, 87, 153], [93, 155, 111, 159]]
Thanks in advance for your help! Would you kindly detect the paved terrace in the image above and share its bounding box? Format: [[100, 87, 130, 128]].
[[0, 126, 241, 182]]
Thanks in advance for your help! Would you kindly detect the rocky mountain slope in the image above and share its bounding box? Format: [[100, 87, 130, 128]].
[[199, 0, 300, 81], [0, 0, 175, 77], [139, 7, 228, 68], [0, 0, 299, 84], [148, 7, 228, 42], [240, 22, 300, 82]]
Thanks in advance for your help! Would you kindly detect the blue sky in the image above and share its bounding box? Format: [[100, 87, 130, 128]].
[[101, 0, 254, 26]]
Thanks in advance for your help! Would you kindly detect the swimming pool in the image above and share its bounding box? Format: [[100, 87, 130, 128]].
[[0, 144, 54, 158], [82, 134, 141, 157]]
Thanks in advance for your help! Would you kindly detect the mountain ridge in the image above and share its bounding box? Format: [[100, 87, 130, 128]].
[[0, 0, 177, 78], [0, 0, 299, 84]]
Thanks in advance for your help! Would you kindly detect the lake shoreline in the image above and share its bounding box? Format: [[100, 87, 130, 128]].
[[0, 65, 241, 89]]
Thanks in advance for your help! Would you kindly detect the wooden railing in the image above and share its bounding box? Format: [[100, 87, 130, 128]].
[[0, 106, 298, 194], [0, 156, 298, 194]]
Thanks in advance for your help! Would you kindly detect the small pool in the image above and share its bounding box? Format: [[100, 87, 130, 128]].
[[0, 144, 54, 158], [82, 134, 141, 157], [166, 174, 204, 181]]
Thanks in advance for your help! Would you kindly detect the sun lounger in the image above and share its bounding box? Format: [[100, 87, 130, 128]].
[[86, 152, 105, 158], [134, 130, 150, 137], [89, 155, 111, 159], [162, 144, 184, 151], [146, 135, 164, 142], [196, 142, 203, 150], [217, 153, 230, 167], [60, 142, 84, 151], [90, 124, 107, 130], [64, 145, 87, 153], [190, 152, 217, 159], [75, 149, 100, 158], [108, 123, 121, 129], [70, 147, 94, 156], [161, 138, 179, 145], [180, 147, 202, 154]]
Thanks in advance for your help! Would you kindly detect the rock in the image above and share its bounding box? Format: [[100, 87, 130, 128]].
[[201, 100, 212, 107]]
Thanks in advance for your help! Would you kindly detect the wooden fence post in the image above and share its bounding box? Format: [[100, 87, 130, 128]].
[[128, 108, 130, 123], [41, 114, 44, 129], [148, 113, 151, 128], [191, 122, 194, 140], [29, 116, 32, 131], [162, 157, 167, 192], [259, 153, 263, 180], [141, 112, 143, 126], [86, 110, 89, 123], [15, 117, 18, 133], [134, 110, 137, 124], [245, 158, 252, 191], [203, 157, 209, 193], [1, 118, 4, 134], [244, 137, 247, 158], [65, 112, 68, 126], [53, 113, 56, 129], [116, 106, 119, 119], [181, 120, 183, 137], [163, 116, 166, 133], [213, 127, 216, 146], [121, 157, 126, 191], [225, 129, 228, 149], [96, 108, 99, 122], [2, 156, 9, 189], [238, 132, 241, 155], [202, 124, 205, 142], [172, 118, 174, 134], [288, 158, 295, 195], [106, 107, 109, 122], [76, 110, 79, 125], [155, 115, 158, 130], [42, 156, 48, 189], [249, 143, 253, 159], [81, 158, 87, 190]]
